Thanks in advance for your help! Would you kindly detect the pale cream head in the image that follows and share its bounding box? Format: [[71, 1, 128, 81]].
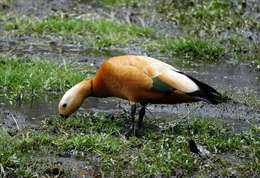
[[58, 79, 92, 117]]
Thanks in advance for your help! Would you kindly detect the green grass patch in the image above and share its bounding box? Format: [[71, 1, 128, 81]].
[[0, 2, 258, 64], [229, 88, 260, 106], [1, 113, 259, 176], [158, 37, 224, 61], [156, 0, 259, 33], [1, 13, 228, 62], [0, 56, 94, 103], [99, 0, 141, 7], [155, 0, 259, 64], [3, 15, 156, 49]]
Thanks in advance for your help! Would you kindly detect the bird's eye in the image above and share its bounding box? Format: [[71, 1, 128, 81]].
[[62, 103, 67, 108]]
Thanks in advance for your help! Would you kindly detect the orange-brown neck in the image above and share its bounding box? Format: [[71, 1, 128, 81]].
[[80, 77, 109, 98], [89, 78, 94, 96], [78, 78, 94, 98], [92, 76, 110, 97]]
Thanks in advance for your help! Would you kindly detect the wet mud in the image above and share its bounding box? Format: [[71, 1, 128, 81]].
[[35, 154, 102, 177]]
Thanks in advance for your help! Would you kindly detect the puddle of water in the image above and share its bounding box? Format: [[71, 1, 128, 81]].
[[1, 92, 259, 133], [0, 98, 59, 129], [0, 37, 126, 64], [186, 63, 260, 93], [34, 154, 101, 177]]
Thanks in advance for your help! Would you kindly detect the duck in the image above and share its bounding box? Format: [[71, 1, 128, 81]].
[[59, 55, 226, 135]]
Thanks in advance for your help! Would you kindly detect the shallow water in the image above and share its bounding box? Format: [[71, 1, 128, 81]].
[[186, 62, 260, 92]]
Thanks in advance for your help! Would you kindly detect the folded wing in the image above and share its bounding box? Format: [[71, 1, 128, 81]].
[[140, 56, 224, 104]]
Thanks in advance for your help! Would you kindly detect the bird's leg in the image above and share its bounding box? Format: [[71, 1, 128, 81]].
[[125, 104, 136, 136], [130, 104, 137, 134], [138, 106, 146, 130]]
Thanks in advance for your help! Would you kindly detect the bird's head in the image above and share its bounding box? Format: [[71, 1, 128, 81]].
[[58, 79, 93, 118]]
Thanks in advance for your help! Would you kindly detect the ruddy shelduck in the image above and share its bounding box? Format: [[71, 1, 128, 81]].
[[59, 55, 225, 134]]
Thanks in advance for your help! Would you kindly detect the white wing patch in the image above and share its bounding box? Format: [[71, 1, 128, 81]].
[[139, 56, 199, 93], [139, 56, 179, 71], [162, 69, 199, 93], [143, 62, 162, 78]]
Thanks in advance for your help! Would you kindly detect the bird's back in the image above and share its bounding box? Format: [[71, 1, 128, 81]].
[[93, 55, 225, 105]]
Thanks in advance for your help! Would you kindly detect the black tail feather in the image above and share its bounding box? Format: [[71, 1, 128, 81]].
[[183, 73, 228, 104]]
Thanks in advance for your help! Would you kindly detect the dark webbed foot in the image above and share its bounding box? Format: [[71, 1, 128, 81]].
[[124, 125, 136, 137], [106, 113, 115, 121], [124, 126, 142, 137]]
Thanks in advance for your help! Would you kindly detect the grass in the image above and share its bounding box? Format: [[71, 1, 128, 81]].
[[99, 0, 142, 7], [0, 113, 259, 177], [1, 13, 226, 62], [155, 0, 260, 64], [2, 10, 258, 64], [3, 15, 156, 49], [230, 89, 260, 106], [0, 56, 95, 103], [0, 1, 259, 65], [158, 37, 224, 61], [156, 0, 259, 33]]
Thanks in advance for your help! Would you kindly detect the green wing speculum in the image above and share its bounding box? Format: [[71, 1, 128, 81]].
[[149, 77, 175, 94]]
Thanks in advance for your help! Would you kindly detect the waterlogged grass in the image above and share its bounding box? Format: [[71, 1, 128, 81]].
[[0, 128, 57, 177], [229, 89, 260, 106], [0, 114, 259, 177], [99, 0, 142, 7], [0, 56, 94, 103]]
